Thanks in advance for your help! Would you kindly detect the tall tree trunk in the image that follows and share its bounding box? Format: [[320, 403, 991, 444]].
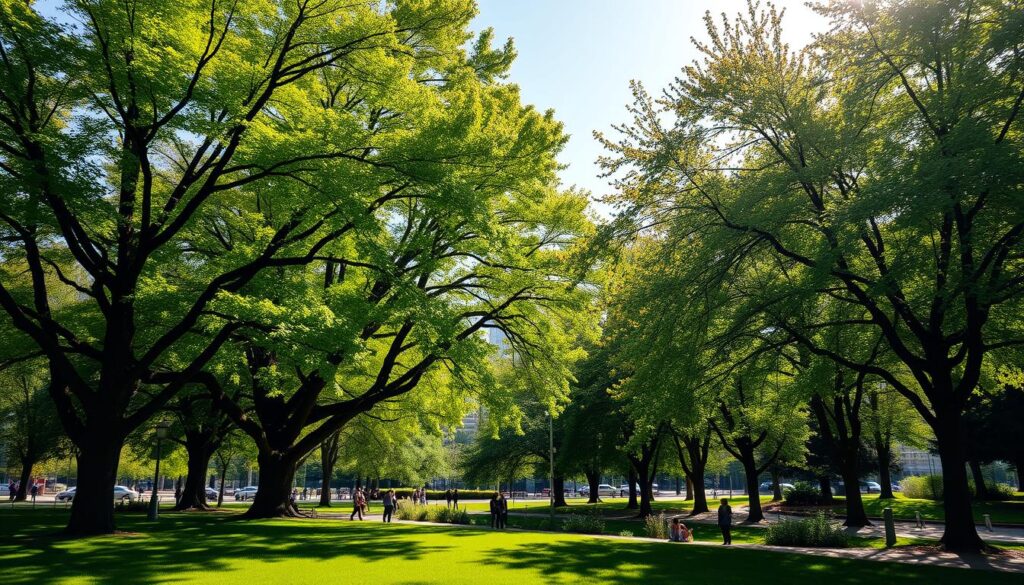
[[771, 468, 783, 502], [742, 459, 764, 523], [244, 451, 300, 518], [934, 416, 985, 552], [877, 440, 895, 499], [626, 468, 638, 509], [66, 433, 123, 535], [969, 460, 989, 501], [175, 439, 215, 511], [553, 476, 568, 507], [839, 455, 870, 527], [15, 457, 35, 502], [319, 432, 341, 507], [585, 470, 600, 504], [685, 477, 694, 501], [635, 465, 654, 517], [818, 476, 834, 504]]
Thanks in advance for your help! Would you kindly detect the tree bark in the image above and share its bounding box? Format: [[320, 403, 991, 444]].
[[626, 468, 638, 510], [553, 476, 568, 507], [66, 434, 123, 535], [818, 476, 834, 504], [877, 440, 895, 499], [771, 468, 783, 502], [319, 432, 341, 507], [839, 457, 870, 527], [934, 418, 986, 552], [685, 477, 694, 501], [244, 451, 300, 518], [969, 459, 989, 501], [742, 459, 764, 523], [15, 458, 35, 502], [175, 438, 215, 511], [585, 470, 600, 504]]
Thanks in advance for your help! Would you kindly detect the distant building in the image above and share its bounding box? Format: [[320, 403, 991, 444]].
[[896, 444, 942, 477]]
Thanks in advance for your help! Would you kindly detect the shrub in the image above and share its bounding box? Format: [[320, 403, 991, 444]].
[[395, 504, 431, 521], [901, 475, 945, 500], [562, 512, 605, 534], [986, 483, 1016, 500], [764, 512, 850, 548], [427, 506, 470, 524], [618, 530, 635, 537], [784, 481, 825, 506], [385, 488, 497, 501], [644, 513, 668, 539]]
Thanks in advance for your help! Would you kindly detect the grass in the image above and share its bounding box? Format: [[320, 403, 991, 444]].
[[1, 508, 1018, 585], [823, 494, 1024, 524]]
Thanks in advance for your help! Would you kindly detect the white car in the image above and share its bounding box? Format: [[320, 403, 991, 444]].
[[234, 486, 259, 501], [618, 483, 659, 496], [55, 486, 138, 504]]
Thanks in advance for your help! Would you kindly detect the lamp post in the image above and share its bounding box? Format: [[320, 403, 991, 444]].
[[547, 411, 555, 524], [148, 420, 171, 521]]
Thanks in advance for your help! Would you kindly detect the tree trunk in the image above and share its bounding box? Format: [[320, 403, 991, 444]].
[[217, 463, 227, 507], [15, 458, 35, 502], [742, 460, 764, 523], [319, 432, 340, 507], [626, 468, 638, 509], [66, 434, 123, 535], [839, 459, 871, 527], [934, 419, 986, 552], [553, 476, 568, 507], [636, 470, 654, 518], [969, 460, 989, 501], [244, 451, 300, 518], [877, 441, 895, 499], [685, 476, 694, 501], [585, 470, 600, 504], [318, 463, 334, 507], [1015, 457, 1024, 491], [771, 469, 783, 502], [818, 476, 834, 504], [175, 440, 214, 511]]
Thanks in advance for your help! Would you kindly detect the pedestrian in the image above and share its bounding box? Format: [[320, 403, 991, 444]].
[[302, 487, 308, 501], [420, 488, 427, 506], [290, 489, 298, 508], [718, 498, 732, 545], [489, 493, 499, 528], [350, 488, 364, 521], [30, 483, 38, 503], [445, 488, 452, 508], [382, 489, 395, 523], [670, 517, 681, 542], [498, 492, 508, 529], [452, 488, 459, 510]]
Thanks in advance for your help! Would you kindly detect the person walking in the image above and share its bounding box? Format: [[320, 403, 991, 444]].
[[350, 488, 364, 521], [382, 490, 395, 523], [445, 488, 452, 508], [452, 488, 459, 510], [717, 498, 732, 545], [420, 487, 427, 505], [489, 493, 499, 528], [30, 482, 38, 503]]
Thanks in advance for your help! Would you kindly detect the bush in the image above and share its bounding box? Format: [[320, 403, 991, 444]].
[[644, 513, 668, 539], [562, 512, 605, 534], [386, 488, 497, 501], [764, 512, 850, 548], [427, 506, 470, 524], [901, 475, 946, 500], [986, 483, 1016, 500], [784, 481, 825, 506], [619, 530, 635, 537]]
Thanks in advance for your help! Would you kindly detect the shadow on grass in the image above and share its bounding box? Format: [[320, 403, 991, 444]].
[[0, 508, 451, 584]]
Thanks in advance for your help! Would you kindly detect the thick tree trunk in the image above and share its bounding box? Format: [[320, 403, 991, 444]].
[[585, 470, 600, 504], [175, 440, 214, 511], [318, 465, 334, 507], [771, 469, 783, 502], [742, 460, 764, 523], [244, 451, 300, 518], [626, 468, 638, 509], [553, 476, 568, 507], [839, 460, 871, 527], [685, 477, 693, 501], [877, 441, 895, 499], [818, 476, 834, 504], [636, 471, 654, 517], [15, 458, 35, 502], [66, 434, 123, 535], [969, 460, 989, 501], [319, 433, 340, 507], [934, 419, 985, 552]]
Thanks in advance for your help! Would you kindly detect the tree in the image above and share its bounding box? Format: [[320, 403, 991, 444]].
[[165, 389, 234, 511], [2, 0, 539, 535], [0, 362, 63, 501], [865, 380, 930, 499], [600, 0, 1024, 551]]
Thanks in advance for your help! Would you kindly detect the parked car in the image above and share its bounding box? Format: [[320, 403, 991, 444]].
[[0, 484, 11, 496], [617, 483, 660, 497], [758, 481, 796, 493], [56, 487, 76, 502], [56, 486, 138, 504], [860, 481, 882, 494], [234, 486, 259, 501], [205, 487, 219, 501], [891, 484, 902, 492]]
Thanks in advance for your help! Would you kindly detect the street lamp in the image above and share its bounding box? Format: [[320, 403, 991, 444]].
[[148, 420, 171, 521]]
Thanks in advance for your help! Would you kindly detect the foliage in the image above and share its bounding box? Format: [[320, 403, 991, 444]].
[[618, 530, 634, 537], [784, 482, 827, 507], [561, 511, 605, 534], [900, 476, 948, 501], [763, 513, 850, 548], [427, 506, 471, 525], [394, 504, 430, 522], [643, 513, 668, 539]]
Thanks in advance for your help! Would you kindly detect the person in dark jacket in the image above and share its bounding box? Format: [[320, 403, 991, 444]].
[[489, 493, 500, 528], [717, 498, 732, 545], [382, 489, 395, 523], [497, 493, 508, 529], [452, 488, 459, 510], [445, 489, 452, 508]]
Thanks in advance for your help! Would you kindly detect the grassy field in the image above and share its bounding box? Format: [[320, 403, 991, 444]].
[[840, 494, 1024, 524], [1, 508, 1017, 585]]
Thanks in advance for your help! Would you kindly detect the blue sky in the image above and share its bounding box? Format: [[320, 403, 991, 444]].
[[472, 0, 825, 204]]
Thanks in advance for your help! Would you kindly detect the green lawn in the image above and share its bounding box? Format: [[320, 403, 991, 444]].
[[1, 508, 1016, 585], [827, 494, 1024, 524]]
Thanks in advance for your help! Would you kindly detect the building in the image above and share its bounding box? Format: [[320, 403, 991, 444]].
[[896, 444, 942, 477]]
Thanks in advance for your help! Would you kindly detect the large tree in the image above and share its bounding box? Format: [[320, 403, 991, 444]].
[[600, 0, 1024, 551]]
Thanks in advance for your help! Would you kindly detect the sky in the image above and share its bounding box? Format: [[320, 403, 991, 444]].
[[471, 0, 827, 203]]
